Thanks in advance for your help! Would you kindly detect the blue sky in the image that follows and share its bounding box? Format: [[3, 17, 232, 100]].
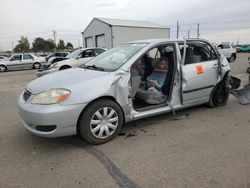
[[0, 0, 249, 50]]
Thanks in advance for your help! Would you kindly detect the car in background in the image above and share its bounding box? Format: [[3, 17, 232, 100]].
[[214, 42, 237, 63], [19, 38, 231, 144], [45, 52, 70, 62], [0, 53, 46, 72], [0, 56, 9, 61], [36, 47, 106, 77], [239, 45, 250, 52]]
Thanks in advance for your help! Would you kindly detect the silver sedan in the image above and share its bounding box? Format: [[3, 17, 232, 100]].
[[18, 39, 231, 144]]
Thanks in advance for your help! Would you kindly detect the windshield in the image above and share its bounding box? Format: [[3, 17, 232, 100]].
[[83, 43, 146, 71], [66, 49, 83, 58]]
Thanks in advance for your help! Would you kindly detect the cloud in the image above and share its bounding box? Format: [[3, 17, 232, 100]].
[[0, 0, 250, 50]]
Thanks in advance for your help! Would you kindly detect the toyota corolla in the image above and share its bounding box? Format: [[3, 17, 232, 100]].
[[18, 39, 231, 145]]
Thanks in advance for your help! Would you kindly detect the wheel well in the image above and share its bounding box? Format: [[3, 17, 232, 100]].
[[59, 65, 71, 70], [0, 64, 7, 69], [209, 71, 230, 102], [76, 96, 125, 135]]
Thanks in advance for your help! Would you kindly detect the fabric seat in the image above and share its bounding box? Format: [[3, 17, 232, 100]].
[[135, 57, 169, 105], [136, 87, 167, 105]]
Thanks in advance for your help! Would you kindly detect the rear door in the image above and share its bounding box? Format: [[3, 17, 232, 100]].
[[181, 41, 219, 105], [22, 54, 34, 69]]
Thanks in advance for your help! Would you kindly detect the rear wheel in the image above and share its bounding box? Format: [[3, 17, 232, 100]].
[[33, 62, 41, 69], [209, 81, 229, 107], [0, 65, 7, 72], [78, 99, 123, 145], [229, 55, 235, 63], [247, 67, 250, 74]]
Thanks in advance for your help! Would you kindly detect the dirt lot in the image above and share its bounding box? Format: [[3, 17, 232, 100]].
[[0, 53, 250, 188]]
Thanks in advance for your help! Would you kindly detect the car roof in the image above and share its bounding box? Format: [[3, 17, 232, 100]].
[[126, 38, 211, 45]]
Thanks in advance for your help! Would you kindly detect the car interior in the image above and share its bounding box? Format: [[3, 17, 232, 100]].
[[130, 45, 175, 111]]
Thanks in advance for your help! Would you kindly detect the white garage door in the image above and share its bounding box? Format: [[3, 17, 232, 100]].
[[96, 34, 105, 48], [85, 37, 93, 48]]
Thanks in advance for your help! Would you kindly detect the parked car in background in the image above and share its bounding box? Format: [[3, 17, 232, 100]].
[[214, 42, 237, 63], [19, 38, 231, 144], [36, 47, 106, 77], [0, 56, 9, 61], [239, 45, 250, 52], [0, 53, 46, 72], [45, 52, 70, 62]]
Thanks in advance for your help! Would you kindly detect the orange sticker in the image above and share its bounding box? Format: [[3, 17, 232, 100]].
[[196, 65, 204, 75]]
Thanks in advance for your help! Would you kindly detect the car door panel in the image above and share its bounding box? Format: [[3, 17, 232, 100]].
[[181, 42, 219, 105], [23, 54, 34, 69]]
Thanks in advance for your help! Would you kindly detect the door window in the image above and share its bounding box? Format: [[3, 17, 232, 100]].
[[222, 44, 230, 49], [80, 50, 94, 58], [180, 41, 217, 65], [23, 54, 33, 60], [10, 55, 22, 61], [94, 48, 105, 56]]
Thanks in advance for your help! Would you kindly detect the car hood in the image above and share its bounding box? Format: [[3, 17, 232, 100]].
[[27, 67, 111, 94]]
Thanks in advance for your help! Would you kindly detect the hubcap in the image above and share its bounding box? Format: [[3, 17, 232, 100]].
[[34, 63, 40, 69], [0, 66, 6, 72], [90, 107, 119, 139]]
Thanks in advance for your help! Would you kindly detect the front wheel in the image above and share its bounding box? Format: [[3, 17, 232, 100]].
[[33, 62, 41, 69], [78, 99, 124, 145], [209, 81, 229, 107]]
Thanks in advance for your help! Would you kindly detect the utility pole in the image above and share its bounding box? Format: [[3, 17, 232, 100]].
[[197, 23, 200, 38], [53, 30, 57, 51], [188, 26, 192, 39], [177, 20, 179, 39], [11, 42, 14, 52]]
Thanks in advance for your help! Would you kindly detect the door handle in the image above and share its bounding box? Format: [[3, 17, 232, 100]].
[[212, 64, 218, 68]]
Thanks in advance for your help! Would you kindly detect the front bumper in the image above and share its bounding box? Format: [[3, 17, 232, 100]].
[[36, 67, 59, 77], [18, 93, 87, 137]]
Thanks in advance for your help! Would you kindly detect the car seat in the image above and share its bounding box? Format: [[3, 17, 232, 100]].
[[135, 57, 168, 105]]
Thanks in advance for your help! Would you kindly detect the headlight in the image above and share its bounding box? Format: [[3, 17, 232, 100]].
[[48, 63, 57, 69], [31, 89, 71, 104]]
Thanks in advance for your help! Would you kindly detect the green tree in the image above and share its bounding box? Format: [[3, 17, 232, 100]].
[[32, 37, 45, 52], [57, 39, 65, 50], [13, 36, 30, 52], [44, 39, 56, 52], [66, 42, 74, 49]]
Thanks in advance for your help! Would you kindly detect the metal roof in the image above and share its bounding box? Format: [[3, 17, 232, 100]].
[[95, 17, 168, 29]]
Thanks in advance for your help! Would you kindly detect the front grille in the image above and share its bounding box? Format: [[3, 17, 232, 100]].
[[23, 89, 32, 101]]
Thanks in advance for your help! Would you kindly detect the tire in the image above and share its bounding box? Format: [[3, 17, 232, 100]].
[[229, 55, 235, 63], [209, 80, 229, 107], [33, 62, 41, 69], [59, 65, 71, 71], [247, 67, 250, 74], [0, 65, 7, 72], [78, 99, 124, 145]]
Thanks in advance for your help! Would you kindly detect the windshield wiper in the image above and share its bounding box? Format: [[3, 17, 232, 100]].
[[82, 65, 105, 71]]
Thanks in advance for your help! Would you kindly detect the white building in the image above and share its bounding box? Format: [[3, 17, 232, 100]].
[[82, 18, 170, 49]]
